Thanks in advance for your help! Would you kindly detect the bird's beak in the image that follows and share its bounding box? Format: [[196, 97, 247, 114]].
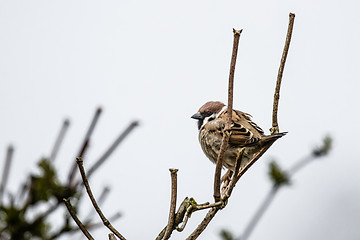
[[191, 113, 203, 120]]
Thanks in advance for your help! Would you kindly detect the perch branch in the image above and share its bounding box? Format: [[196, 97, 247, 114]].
[[271, 13, 295, 134], [188, 14, 293, 237], [222, 13, 296, 197], [68, 107, 102, 187], [163, 169, 179, 240], [50, 119, 70, 161], [213, 28, 243, 202], [0, 145, 14, 204], [223, 143, 275, 199], [76, 157, 126, 240], [222, 148, 245, 199], [63, 198, 94, 240]]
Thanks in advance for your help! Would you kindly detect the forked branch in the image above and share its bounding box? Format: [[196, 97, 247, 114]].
[[187, 14, 295, 239], [163, 169, 179, 240], [213, 28, 243, 202], [76, 157, 126, 240], [68, 107, 102, 188]]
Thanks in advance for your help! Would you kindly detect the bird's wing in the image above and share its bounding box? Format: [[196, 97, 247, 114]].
[[218, 110, 264, 146]]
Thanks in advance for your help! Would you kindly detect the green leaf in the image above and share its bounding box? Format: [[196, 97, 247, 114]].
[[313, 135, 332, 157], [219, 229, 235, 240], [268, 161, 290, 187], [28, 159, 71, 204]]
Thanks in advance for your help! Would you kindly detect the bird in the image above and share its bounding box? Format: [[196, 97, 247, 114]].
[[191, 101, 286, 171]]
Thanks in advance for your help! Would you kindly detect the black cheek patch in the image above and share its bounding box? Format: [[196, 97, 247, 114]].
[[197, 119, 204, 130]]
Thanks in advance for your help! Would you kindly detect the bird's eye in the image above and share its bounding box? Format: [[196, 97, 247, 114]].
[[202, 112, 213, 117]]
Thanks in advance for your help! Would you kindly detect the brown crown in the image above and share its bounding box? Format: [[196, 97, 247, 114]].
[[198, 101, 225, 114]]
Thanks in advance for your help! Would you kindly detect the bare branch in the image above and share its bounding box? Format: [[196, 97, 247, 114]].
[[241, 186, 279, 240], [232, 143, 274, 196], [223, 148, 245, 199], [83, 186, 111, 223], [86, 120, 139, 179], [176, 205, 192, 232], [194, 201, 223, 211], [156, 197, 190, 240], [241, 135, 331, 240], [271, 13, 295, 134], [163, 169, 179, 240], [214, 28, 243, 202], [185, 207, 219, 240], [85, 212, 122, 230], [0, 145, 14, 204], [68, 107, 102, 187], [76, 157, 126, 240], [63, 198, 94, 240], [49, 212, 121, 239], [50, 119, 70, 162]]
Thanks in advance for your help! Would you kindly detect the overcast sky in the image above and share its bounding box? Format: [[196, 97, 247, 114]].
[[1, 0, 359, 239]]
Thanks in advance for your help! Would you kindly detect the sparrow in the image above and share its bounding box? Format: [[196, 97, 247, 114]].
[[191, 101, 286, 171]]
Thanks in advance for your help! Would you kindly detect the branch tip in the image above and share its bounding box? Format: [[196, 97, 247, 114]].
[[76, 157, 83, 163], [232, 28, 243, 35], [169, 168, 179, 173]]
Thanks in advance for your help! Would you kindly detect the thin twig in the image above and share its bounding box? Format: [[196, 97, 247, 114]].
[[86, 121, 139, 179], [214, 28, 243, 202], [194, 201, 223, 211], [223, 148, 245, 200], [187, 14, 293, 239], [50, 119, 70, 161], [176, 201, 223, 232], [241, 186, 279, 240], [32, 201, 62, 224], [83, 186, 111, 223], [235, 144, 274, 184], [185, 207, 219, 240], [222, 13, 296, 197], [287, 155, 313, 175], [76, 157, 126, 240], [176, 205, 193, 232], [156, 197, 190, 240], [163, 169, 179, 240], [240, 143, 328, 240], [68, 107, 102, 187], [85, 212, 122, 230], [49, 212, 122, 240], [271, 13, 295, 134], [0, 145, 14, 204], [63, 198, 94, 240]]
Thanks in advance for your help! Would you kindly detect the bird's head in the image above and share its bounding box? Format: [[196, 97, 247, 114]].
[[191, 101, 226, 130]]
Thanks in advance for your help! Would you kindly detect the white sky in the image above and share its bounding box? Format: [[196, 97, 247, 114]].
[[1, 0, 359, 239]]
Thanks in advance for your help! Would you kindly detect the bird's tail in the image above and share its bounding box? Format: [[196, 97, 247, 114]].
[[263, 132, 287, 143]]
